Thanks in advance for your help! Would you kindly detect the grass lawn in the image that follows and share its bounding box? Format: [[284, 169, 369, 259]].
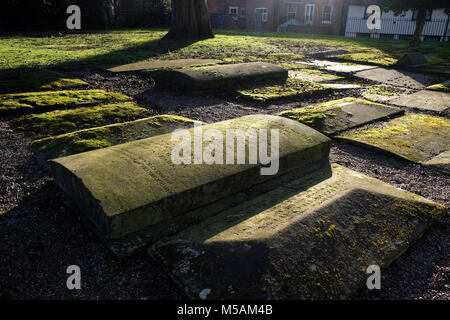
[[1, 29, 449, 70]]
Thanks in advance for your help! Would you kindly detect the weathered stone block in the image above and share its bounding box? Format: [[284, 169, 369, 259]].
[[51, 115, 331, 241], [397, 53, 428, 67], [152, 62, 289, 91], [150, 164, 447, 300], [337, 114, 450, 163], [107, 59, 219, 73], [279, 98, 404, 136], [390, 90, 450, 113]]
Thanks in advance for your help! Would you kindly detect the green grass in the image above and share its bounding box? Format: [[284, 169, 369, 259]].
[[237, 79, 329, 102], [0, 69, 87, 94], [13, 101, 147, 136], [1, 29, 448, 70], [0, 89, 130, 114]]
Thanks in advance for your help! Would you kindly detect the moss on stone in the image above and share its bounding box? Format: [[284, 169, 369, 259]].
[[427, 81, 450, 93], [365, 85, 403, 96], [335, 51, 398, 66], [222, 53, 304, 64], [237, 79, 329, 102], [337, 114, 450, 163], [13, 101, 146, 136], [0, 89, 131, 115], [31, 115, 200, 160], [279, 98, 403, 135]]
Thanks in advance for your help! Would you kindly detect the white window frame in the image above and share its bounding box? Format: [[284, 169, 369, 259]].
[[322, 5, 332, 24], [305, 4, 315, 25], [229, 6, 239, 21], [240, 7, 246, 18], [287, 4, 298, 20], [255, 8, 269, 23]]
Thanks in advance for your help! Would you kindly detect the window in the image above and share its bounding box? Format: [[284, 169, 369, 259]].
[[255, 8, 269, 23], [240, 8, 246, 18], [287, 4, 297, 20], [229, 6, 239, 21], [305, 4, 315, 25], [322, 5, 332, 24], [412, 9, 432, 21]]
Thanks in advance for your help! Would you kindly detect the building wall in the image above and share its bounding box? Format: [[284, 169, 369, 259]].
[[283, 0, 347, 35]]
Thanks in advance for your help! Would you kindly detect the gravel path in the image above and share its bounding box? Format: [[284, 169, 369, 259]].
[[0, 70, 448, 300]]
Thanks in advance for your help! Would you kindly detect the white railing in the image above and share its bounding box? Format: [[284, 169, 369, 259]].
[[345, 17, 449, 37]]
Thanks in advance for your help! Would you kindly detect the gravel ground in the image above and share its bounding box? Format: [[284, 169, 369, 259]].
[[0, 69, 448, 300]]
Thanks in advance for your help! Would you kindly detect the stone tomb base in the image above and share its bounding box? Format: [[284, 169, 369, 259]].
[[51, 115, 330, 250], [150, 164, 446, 300]]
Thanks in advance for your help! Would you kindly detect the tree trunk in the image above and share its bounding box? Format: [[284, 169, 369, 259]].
[[163, 0, 214, 40], [411, 8, 426, 47]]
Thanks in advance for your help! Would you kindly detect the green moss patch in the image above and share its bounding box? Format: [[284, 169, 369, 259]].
[[279, 98, 403, 135], [427, 81, 450, 93], [333, 51, 398, 66], [31, 115, 200, 161], [237, 79, 329, 102], [0, 69, 87, 94], [337, 114, 450, 163], [222, 53, 305, 64], [13, 102, 146, 136], [0, 89, 131, 115]]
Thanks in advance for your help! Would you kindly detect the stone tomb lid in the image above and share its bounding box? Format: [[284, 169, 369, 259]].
[[107, 58, 220, 73], [150, 164, 446, 300], [51, 115, 330, 241], [151, 62, 289, 91]]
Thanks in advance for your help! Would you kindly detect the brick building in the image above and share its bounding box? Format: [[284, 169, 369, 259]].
[[207, 0, 374, 35]]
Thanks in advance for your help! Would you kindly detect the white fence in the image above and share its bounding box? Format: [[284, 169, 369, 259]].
[[345, 17, 449, 40]]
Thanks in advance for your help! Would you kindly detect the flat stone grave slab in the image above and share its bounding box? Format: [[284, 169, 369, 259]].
[[302, 60, 376, 73], [150, 163, 446, 300], [152, 62, 288, 91], [313, 50, 350, 59], [13, 102, 146, 136], [237, 79, 329, 102], [0, 68, 87, 94], [354, 68, 436, 89], [31, 115, 201, 163], [321, 83, 361, 90], [423, 150, 450, 175], [289, 70, 342, 83], [390, 90, 450, 113], [337, 114, 450, 163], [107, 59, 220, 73], [362, 85, 413, 103], [51, 115, 331, 244], [279, 98, 403, 136], [0, 89, 131, 115]]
